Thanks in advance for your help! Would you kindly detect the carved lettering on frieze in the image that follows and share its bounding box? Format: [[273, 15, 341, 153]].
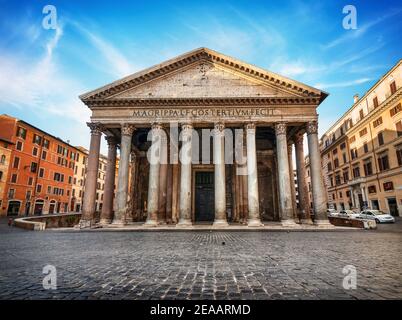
[[131, 107, 276, 119]]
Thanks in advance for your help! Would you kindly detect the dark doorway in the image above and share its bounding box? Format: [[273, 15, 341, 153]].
[[387, 198, 399, 217], [195, 171, 214, 222], [34, 200, 44, 215], [7, 201, 21, 216]]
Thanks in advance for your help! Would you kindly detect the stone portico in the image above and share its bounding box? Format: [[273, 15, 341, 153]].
[[78, 48, 329, 228]]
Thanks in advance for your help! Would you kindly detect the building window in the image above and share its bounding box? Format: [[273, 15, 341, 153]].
[[359, 109, 364, 120], [42, 150, 47, 160], [36, 184, 42, 193], [16, 141, 23, 151], [39, 168, 44, 178], [363, 161, 373, 176], [340, 142, 346, 150], [327, 162, 332, 172], [334, 158, 339, 168], [359, 128, 367, 137], [346, 190, 351, 198], [339, 192, 343, 199], [373, 117, 383, 128], [396, 147, 402, 166], [13, 157, 20, 169], [332, 148, 338, 155], [351, 148, 358, 160], [349, 136, 356, 144], [16, 127, 27, 139], [368, 185, 377, 194], [8, 189, 15, 198], [28, 177, 33, 185], [342, 153, 347, 164], [378, 132, 384, 146], [33, 134, 42, 145], [26, 190, 31, 200], [0, 171, 2, 180], [383, 181, 394, 191], [43, 138, 50, 149], [30, 162, 38, 173], [373, 96, 379, 108], [353, 166, 360, 178], [0, 155, 5, 164], [390, 81, 397, 95], [47, 186, 51, 194], [377, 154, 389, 171], [343, 170, 349, 182], [335, 174, 341, 185], [396, 121, 402, 137], [390, 103, 401, 117], [10, 174, 17, 183], [32, 147, 38, 156], [363, 143, 368, 153]]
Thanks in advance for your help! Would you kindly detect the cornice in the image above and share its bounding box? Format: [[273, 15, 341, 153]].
[[85, 97, 320, 108]]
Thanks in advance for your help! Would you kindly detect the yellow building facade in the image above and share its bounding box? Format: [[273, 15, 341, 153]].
[[320, 60, 402, 216]]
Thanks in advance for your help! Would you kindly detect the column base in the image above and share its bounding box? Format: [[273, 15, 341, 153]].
[[99, 218, 112, 225], [111, 219, 126, 226], [143, 219, 158, 227], [176, 219, 192, 227], [281, 219, 298, 227], [301, 218, 313, 225], [212, 219, 229, 227], [314, 219, 333, 227], [75, 219, 94, 229], [247, 218, 264, 227]]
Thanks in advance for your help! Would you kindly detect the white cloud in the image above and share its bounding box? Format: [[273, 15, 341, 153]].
[[314, 77, 373, 89], [70, 21, 135, 78], [323, 8, 402, 50]]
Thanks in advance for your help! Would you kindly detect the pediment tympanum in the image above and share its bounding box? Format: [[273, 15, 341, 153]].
[[111, 62, 288, 99]]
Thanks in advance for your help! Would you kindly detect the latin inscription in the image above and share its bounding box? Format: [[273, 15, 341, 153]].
[[132, 107, 276, 119]]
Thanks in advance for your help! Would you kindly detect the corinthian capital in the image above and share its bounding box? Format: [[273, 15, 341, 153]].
[[294, 132, 304, 146], [275, 122, 287, 136], [121, 124, 135, 136], [87, 122, 103, 135], [306, 121, 318, 135], [181, 123, 193, 132], [105, 135, 117, 147], [245, 122, 256, 132], [214, 122, 225, 132]]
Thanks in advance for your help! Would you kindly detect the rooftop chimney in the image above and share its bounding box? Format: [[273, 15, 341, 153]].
[[353, 94, 359, 103]]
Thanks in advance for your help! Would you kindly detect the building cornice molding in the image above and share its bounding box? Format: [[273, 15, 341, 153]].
[[85, 97, 320, 108]]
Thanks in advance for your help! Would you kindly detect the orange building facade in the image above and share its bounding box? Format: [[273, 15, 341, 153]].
[[0, 115, 81, 216]]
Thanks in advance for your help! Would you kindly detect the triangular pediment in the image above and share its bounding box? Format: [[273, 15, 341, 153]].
[[80, 47, 328, 104], [111, 62, 291, 99]]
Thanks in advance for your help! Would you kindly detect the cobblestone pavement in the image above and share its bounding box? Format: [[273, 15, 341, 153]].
[[0, 218, 401, 300]]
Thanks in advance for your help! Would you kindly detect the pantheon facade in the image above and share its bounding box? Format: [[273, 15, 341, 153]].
[[78, 48, 329, 228]]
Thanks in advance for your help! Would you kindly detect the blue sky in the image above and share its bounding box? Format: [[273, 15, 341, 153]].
[[0, 0, 401, 153]]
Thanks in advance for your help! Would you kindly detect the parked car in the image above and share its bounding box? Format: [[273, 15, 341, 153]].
[[338, 210, 360, 219], [327, 209, 339, 217], [359, 210, 395, 223]]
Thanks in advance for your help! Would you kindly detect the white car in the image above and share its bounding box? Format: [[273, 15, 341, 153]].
[[327, 209, 339, 217], [359, 210, 395, 223], [338, 210, 360, 219]]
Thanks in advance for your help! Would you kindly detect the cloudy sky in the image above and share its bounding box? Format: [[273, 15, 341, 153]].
[[0, 0, 401, 154]]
